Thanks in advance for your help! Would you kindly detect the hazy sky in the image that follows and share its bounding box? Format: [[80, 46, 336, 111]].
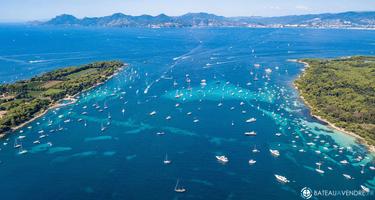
[[1, 0, 374, 22]]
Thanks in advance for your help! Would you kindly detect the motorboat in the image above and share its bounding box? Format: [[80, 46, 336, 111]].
[[246, 118, 256, 123], [244, 131, 257, 136], [275, 174, 289, 183], [270, 149, 280, 157], [361, 185, 370, 193], [248, 159, 256, 165], [216, 155, 229, 163], [343, 174, 352, 180]]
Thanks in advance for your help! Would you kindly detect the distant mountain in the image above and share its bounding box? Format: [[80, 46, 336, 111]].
[[235, 11, 375, 27], [40, 11, 375, 29]]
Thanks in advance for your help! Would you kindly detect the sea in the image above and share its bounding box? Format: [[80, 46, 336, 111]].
[[0, 25, 374, 200]]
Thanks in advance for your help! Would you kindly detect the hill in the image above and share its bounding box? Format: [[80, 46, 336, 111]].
[[295, 56, 375, 147], [39, 11, 375, 28]]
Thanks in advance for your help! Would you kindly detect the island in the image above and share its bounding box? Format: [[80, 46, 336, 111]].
[[0, 61, 125, 137], [294, 56, 375, 150]]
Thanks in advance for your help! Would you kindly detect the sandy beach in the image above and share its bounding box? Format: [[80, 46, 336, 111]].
[[292, 59, 375, 153], [0, 64, 127, 139]]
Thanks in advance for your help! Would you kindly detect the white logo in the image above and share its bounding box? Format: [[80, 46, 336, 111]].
[[301, 187, 313, 199]]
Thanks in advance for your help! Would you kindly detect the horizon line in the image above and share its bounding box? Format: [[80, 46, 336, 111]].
[[1, 10, 374, 23]]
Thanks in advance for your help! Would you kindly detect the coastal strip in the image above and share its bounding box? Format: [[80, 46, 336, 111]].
[[0, 61, 126, 138], [291, 57, 375, 153]]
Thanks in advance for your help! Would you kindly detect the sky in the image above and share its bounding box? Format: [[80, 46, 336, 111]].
[[0, 0, 374, 22]]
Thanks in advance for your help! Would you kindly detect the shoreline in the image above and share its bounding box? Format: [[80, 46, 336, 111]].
[[291, 59, 375, 153], [0, 64, 126, 139]]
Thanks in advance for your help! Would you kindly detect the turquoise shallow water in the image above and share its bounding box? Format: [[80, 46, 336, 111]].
[[0, 25, 374, 200]]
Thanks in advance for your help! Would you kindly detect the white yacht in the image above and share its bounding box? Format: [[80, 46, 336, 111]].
[[244, 131, 257, 136], [343, 174, 352, 180], [248, 159, 256, 165], [246, 118, 256, 123], [216, 155, 229, 163], [361, 185, 370, 193], [275, 174, 289, 183], [340, 160, 349, 165], [33, 140, 40, 144], [200, 79, 207, 87], [39, 133, 47, 139], [270, 149, 280, 157], [18, 135, 26, 139], [149, 111, 157, 116]]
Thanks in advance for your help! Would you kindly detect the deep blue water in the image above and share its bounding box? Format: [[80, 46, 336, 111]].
[[0, 25, 375, 200]]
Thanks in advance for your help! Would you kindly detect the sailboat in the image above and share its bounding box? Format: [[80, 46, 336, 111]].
[[174, 179, 186, 193], [39, 130, 47, 139], [315, 163, 325, 174], [252, 145, 260, 153], [14, 138, 21, 148], [18, 144, 28, 155], [58, 124, 63, 131], [163, 153, 171, 164], [101, 122, 106, 132], [360, 164, 365, 174]]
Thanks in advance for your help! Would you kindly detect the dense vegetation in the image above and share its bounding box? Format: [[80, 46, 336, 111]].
[[295, 56, 375, 145], [0, 61, 123, 135]]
